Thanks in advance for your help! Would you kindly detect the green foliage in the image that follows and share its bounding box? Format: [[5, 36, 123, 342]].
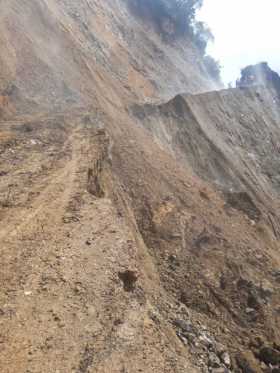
[[171, 0, 204, 34], [129, 0, 221, 82], [130, 0, 204, 36], [203, 55, 221, 83], [192, 21, 214, 54]]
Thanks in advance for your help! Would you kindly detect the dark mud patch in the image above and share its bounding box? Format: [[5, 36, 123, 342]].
[[118, 270, 138, 292]]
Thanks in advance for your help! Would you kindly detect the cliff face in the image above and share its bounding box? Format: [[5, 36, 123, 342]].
[[133, 86, 280, 202], [0, 1, 280, 373], [238, 62, 280, 96], [0, 0, 214, 117]]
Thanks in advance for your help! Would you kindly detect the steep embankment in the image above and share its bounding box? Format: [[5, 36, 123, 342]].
[[132, 86, 280, 228], [0, 1, 280, 373], [0, 0, 214, 117]]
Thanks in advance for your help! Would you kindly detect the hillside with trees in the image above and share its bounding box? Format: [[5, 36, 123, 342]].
[[129, 0, 221, 83]]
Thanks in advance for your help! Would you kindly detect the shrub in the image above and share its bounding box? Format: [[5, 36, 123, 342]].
[[203, 55, 221, 83], [192, 21, 214, 55], [129, 0, 221, 82], [129, 0, 204, 37]]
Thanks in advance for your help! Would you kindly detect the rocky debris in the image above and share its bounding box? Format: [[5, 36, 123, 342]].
[[211, 368, 229, 373], [261, 278, 274, 293], [272, 269, 280, 278], [193, 229, 217, 250], [234, 275, 275, 318], [245, 308, 255, 315], [221, 352, 231, 368], [173, 317, 232, 372], [235, 344, 280, 373], [215, 343, 227, 357], [173, 319, 195, 335], [271, 270, 280, 283], [208, 352, 221, 368], [199, 333, 215, 349], [1, 1, 280, 372]]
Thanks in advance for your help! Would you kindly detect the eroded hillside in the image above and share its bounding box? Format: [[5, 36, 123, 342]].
[[132, 86, 280, 231], [0, 1, 279, 373], [0, 0, 215, 117]]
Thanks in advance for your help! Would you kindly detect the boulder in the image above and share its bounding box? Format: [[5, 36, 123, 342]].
[[221, 352, 231, 368], [208, 352, 221, 368]]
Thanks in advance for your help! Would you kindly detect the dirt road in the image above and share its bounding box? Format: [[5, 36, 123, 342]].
[[0, 115, 197, 373]]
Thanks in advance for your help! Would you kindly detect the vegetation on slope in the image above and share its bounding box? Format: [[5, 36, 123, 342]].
[[129, 0, 221, 83]]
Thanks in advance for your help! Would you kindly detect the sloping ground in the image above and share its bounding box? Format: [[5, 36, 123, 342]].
[[132, 86, 280, 234], [0, 0, 214, 117], [0, 113, 207, 373], [109, 96, 280, 372], [0, 1, 280, 373], [1, 105, 280, 373]]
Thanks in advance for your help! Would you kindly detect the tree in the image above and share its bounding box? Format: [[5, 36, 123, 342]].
[[129, 0, 221, 83], [203, 55, 221, 83], [172, 0, 204, 34], [192, 21, 214, 54], [129, 0, 205, 36]]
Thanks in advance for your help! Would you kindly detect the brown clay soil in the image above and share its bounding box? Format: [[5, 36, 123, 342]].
[[0, 108, 279, 373], [0, 1, 280, 373]]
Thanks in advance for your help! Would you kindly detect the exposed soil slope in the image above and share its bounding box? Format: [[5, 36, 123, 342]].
[[0, 0, 214, 117], [0, 1, 279, 373], [132, 86, 280, 233]]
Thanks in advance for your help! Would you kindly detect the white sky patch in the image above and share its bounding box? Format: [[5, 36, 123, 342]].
[[197, 0, 280, 84]]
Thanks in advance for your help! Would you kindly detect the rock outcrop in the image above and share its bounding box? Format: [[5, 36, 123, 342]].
[[237, 62, 280, 97]]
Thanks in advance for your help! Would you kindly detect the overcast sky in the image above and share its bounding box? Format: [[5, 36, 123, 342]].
[[197, 0, 280, 84]]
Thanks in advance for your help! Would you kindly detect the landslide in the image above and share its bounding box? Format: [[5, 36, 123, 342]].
[[0, 1, 280, 373], [0, 0, 214, 117], [132, 86, 280, 234]]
